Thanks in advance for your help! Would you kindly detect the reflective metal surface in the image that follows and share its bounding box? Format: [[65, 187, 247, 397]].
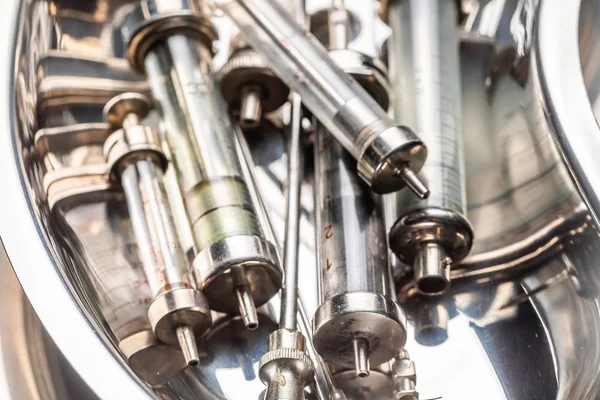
[[3, 0, 600, 399]]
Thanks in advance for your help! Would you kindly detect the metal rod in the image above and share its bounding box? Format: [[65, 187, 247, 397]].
[[329, 0, 349, 50], [280, 93, 304, 331]]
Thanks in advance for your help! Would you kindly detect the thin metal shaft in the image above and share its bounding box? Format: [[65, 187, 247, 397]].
[[176, 325, 200, 366], [396, 168, 430, 200], [280, 93, 304, 331], [235, 286, 259, 330], [240, 85, 262, 129], [353, 338, 370, 378]]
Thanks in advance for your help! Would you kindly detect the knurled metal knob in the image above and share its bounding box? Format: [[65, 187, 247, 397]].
[[258, 329, 315, 400]]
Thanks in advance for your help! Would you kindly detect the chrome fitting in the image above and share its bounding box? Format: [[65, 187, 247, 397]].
[[192, 235, 282, 325], [218, 49, 289, 128], [389, 207, 473, 296], [355, 123, 428, 196], [393, 350, 418, 400], [121, 0, 218, 73], [103, 92, 166, 180], [259, 329, 315, 400], [312, 292, 407, 372]]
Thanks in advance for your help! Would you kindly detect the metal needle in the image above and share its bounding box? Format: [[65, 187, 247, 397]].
[[396, 168, 430, 199], [176, 326, 200, 366], [235, 286, 259, 330], [353, 338, 370, 378]]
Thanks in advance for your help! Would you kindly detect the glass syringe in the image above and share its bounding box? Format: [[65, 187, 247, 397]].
[[121, 0, 282, 330], [214, 0, 429, 197], [386, 0, 474, 295], [103, 92, 212, 366]]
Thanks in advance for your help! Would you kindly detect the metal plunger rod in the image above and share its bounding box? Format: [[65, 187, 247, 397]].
[[280, 93, 304, 331]]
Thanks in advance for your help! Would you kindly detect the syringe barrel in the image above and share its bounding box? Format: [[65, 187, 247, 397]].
[[314, 123, 391, 300], [312, 120, 406, 369], [121, 157, 190, 297], [387, 0, 473, 291], [389, 0, 465, 215], [216, 0, 427, 194], [144, 35, 263, 251]]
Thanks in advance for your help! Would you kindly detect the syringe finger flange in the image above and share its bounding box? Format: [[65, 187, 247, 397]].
[[192, 235, 282, 315], [312, 292, 407, 371], [121, 0, 218, 74], [389, 207, 473, 296]]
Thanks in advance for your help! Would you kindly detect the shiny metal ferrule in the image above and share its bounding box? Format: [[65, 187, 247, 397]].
[[192, 234, 281, 316], [102, 92, 165, 181], [121, 0, 218, 74], [103, 121, 166, 182], [218, 47, 289, 128], [313, 292, 407, 371], [393, 350, 418, 400], [147, 287, 212, 345], [258, 328, 315, 400]]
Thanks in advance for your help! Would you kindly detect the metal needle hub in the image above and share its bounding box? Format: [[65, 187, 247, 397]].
[[239, 85, 263, 129], [176, 325, 200, 366], [352, 338, 370, 378], [235, 285, 259, 330], [395, 168, 430, 199]]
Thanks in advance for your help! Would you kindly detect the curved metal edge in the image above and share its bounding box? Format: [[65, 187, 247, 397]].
[[534, 0, 600, 227], [0, 1, 153, 399]]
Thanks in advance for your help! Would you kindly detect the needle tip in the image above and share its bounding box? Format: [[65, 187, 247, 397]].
[[236, 286, 259, 330], [176, 325, 200, 367], [353, 338, 370, 378], [397, 168, 429, 199]]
